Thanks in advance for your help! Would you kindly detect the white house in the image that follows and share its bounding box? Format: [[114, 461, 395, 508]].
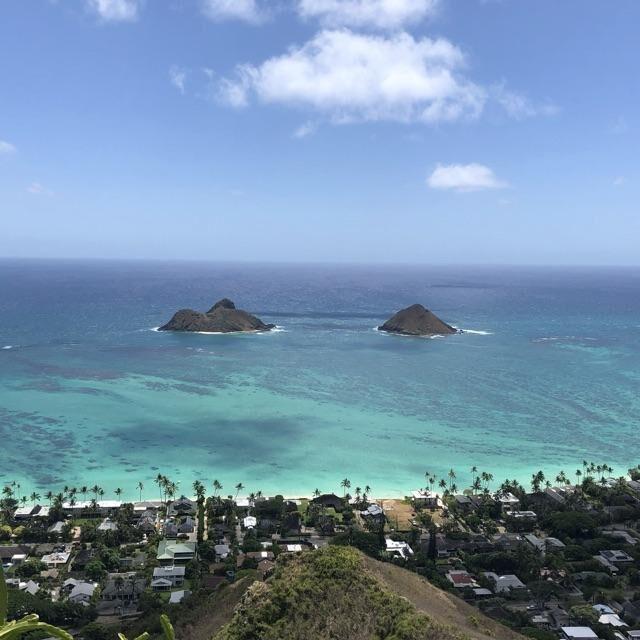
[[41, 551, 70, 568], [561, 627, 599, 640], [385, 538, 413, 560], [411, 490, 440, 509]]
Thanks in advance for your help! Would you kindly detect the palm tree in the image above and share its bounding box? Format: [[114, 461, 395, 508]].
[[354, 486, 362, 505], [212, 479, 222, 497], [90, 484, 100, 500], [29, 492, 40, 505], [45, 491, 53, 505], [154, 474, 164, 503], [234, 482, 244, 499], [80, 486, 88, 501], [438, 478, 447, 491], [340, 478, 351, 497], [136, 482, 144, 502], [313, 488, 321, 498], [193, 480, 205, 503], [447, 469, 456, 490], [114, 488, 123, 500]]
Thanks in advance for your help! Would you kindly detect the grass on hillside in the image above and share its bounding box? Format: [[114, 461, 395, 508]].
[[214, 546, 467, 640]]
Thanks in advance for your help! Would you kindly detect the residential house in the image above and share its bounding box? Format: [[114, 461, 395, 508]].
[[243, 516, 257, 530], [311, 493, 345, 511], [385, 538, 413, 560], [68, 582, 97, 605], [13, 506, 37, 520], [561, 628, 598, 640], [600, 550, 634, 564], [446, 570, 477, 589], [41, 551, 70, 568], [411, 490, 440, 509], [178, 517, 195, 535], [152, 566, 185, 589], [483, 572, 526, 593], [361, 504, 384, 521], [102, 573, 146, 602], [214, 544, 230, 561], [97, 518, 118, 533], [157, 540, 196, 565], [497, 492, 520, 512], [167, 496, 196, 518]]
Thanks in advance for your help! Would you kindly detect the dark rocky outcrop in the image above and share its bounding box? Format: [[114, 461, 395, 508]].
[[378, 304, 458, 336], [159, 299, 274, 333]]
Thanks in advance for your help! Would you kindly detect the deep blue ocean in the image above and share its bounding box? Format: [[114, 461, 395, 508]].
[[1, 259, 639, 500]]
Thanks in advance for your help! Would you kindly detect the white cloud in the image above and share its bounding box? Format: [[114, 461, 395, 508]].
[[218, 29, 486, 125], [494, 84, 558, 119], [427, 163, 507, 191], [0, 140, 16, 154], [87, 0, 140, 22], [293, 121, 318, 138], [201, 0, 265, 23], [297, 0, 439, 30], [169, 65, 188, 94], [27, 182, 54, 196]]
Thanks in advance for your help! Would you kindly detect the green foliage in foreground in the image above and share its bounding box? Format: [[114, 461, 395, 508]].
[[0, 563, 173, 640], [214, 546, 465, 640]]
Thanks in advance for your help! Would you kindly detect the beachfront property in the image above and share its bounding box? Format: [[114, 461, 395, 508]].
[[411, 489, 440, 509], [1, 465, 639, 638]]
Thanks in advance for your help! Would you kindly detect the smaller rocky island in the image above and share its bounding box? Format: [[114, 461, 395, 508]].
[[378, 304, 459, 337], [159, 298, 275, 333]]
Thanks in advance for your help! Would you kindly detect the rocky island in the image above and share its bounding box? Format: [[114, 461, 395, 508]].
[[159, 298, 275, 333], [378, 304, 459, 336]]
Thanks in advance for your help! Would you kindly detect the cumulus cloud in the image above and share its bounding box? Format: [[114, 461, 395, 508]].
[[0, 140, 16, 154], [201, 0, 265, 23], [427, 163, 507, 191], [217, 29, 486, 125], [86, 0, 140, 22], [296, 0, 439, 30], [169, 65, 188, 94]]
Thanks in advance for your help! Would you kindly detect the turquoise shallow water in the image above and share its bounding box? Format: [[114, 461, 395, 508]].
[[1, 260, 639, 500]]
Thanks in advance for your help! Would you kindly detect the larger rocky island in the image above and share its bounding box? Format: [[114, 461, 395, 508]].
[[378, 303, 459, 336], [159, 298, 275, 333]]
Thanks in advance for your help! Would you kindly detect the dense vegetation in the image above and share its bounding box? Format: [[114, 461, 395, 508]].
[[214, 546, 464, 640]]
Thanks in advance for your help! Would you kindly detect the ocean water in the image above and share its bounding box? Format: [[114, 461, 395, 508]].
[[1, 259, 639, 500]]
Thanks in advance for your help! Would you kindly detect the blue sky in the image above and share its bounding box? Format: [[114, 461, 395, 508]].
[[0, 0, 638, 264]]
